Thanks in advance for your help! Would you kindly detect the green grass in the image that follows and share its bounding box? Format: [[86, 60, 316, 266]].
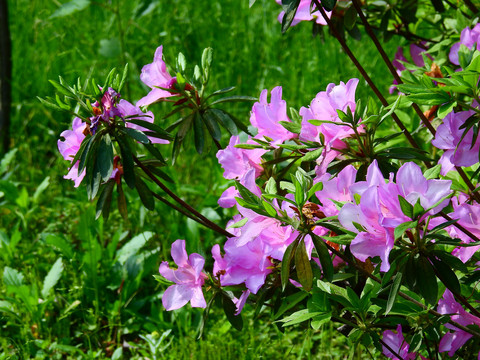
[[1, 0, 400, 358]]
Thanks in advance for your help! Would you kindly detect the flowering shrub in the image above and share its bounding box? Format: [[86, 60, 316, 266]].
[[46, 0, 480, 357]]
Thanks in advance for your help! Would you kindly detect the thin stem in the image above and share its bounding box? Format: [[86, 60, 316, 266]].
[[151, 191, 212, 230], [353, 0, 480, 203], [351, 0, 437, 135], [439, 212, 480, 243], [464, 0, 479, 15], [133, 156, 234, 238], [320, 238, 480, 339], [378, 337, 404, 360], [311, 0, 421, 153]]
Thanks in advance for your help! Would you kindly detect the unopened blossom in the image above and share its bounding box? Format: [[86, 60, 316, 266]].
[[57, 117, 87, 187], [117, 99, 169, 144], [432, 110, 478, 175], [250, 86, 296, 145], [159, 239, 207, 310], [438, 289, 480, 359], [216, 135, 266, 181], [137, 45, 176, 107], [275, 0, 331, 27], [382, 325, 418, 360], [449, 24, 480, 66]]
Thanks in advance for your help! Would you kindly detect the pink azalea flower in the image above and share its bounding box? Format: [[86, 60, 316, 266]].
[[382, 325, 417, 360], [431, 110, 478, 175], [117, 99, 169, 144], [159, 239, 207, 311], [250, 86, 296, 145], [449, 24, 480, 66], [233, 290, 251, 315], [57, 117, 87, 187], [299, 78, 358, 145], [136, 45, 176, 107], [315, 165, 357, 217], [338, 160, 451, 271], [438, 289, 480, 358], [443, 200, 480, 263], [275, 0, 331, 27], [216, 135, 266, 180]]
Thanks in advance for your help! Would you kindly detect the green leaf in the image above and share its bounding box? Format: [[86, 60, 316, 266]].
[[193, 113, 205, 154], [43, 234, 74, 259], [406, 92, 451, 105], [50, 0, 90, 19], [301, 148, 323, 163], [95, 180, 115, 220], [124, 128, 150, 144], [295, 239, 313, 291], [281, 0, 301, 33], [279, 121, 301, 134], [307, 181, 323, 200], [117, 182, 128, 220], [222, 293, 243, 331], [423, 164, 442, 180], [97, 134, 114, 181], [278, 309, 328, 326], [398, 196, 413, 218], [274, 291, 309, 319], [135, 177, 155, 211], [207, 109, 238, 136], [438, 101, 457, 119], [281, 237, 299, 291], [227, 217, 248, 229], [127, 119, 173, 141], [344, 5, 356, 30], [385, 272, 402, 315], [320, 0, 336, 11], [33, 176, 50, 203], [115, 232, 153, 264], [430, 257, 460, 294], [41, 258, 64, 298], [394, 220, 417, 240], [417, 257, 438, 306], [116, 134, 136, 189], [265, 177, 277, 195], [3, 267, 24, 287], [311, 233, 334, 282], [203, 111, 222, 142], [209, 95, 258, 105], [249, 0, 257, 7]]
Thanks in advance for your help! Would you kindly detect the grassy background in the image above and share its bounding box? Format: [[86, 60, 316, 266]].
[[1, 0, 398, 358]]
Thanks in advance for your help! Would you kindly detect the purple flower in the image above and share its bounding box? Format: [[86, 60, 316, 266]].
[[117, 99, 169, 144], [275, 0, 331, 27], [57, 117, 87, 187], [438, 289, 480, 358], [449, 24, 480, 66], [159, 240, 207, 311], [299, 78, 358, 145], [432, 110, 478, 175], [137, 45, 176, 107], [216, 135, 266, 181], [382, 325, 417, 360], [338, 161, 451, 271], [250, 86, 296, 145]]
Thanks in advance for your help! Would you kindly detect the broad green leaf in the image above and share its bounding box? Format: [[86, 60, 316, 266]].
[[43, 234, 74, 259], [203, 111, 222, 142], [124, 128, 150, 144], [193, 113, 205, 154], [3, 267, 24, 287], [274, 291, 309, 319], [222, 293, 243, 331], [385, 272, 402, 315], [116, 134, 135, 189], [301, 148, 323, 163], [281, 237, 299, 291], [116, 232, 154, 264], [281, 0, 301, 33], [135, 177, 155, 211], [430, 257, 461, 294], [126, 119, 173, 141], [398, 196, 413, 218], [208, 108, 238, 135], [295, 239, 313, 291], [394, 220, 417, 240], [417, 257, 438, 305], [320, 0, 336, 11], [95, 180, 115, 220], [311, 233, 333, 282], [41, 258, 64, 298], [98, 134, 114, 181]]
